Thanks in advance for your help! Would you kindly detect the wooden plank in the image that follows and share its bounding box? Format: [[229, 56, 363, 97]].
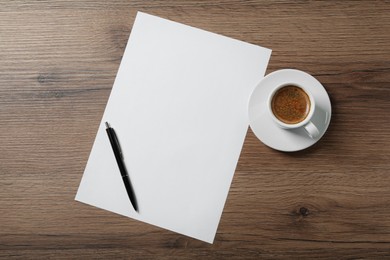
[[1, 0, 389, 258]]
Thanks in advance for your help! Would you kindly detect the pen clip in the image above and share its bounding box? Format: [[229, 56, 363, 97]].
[[113, 130, 124, 160]]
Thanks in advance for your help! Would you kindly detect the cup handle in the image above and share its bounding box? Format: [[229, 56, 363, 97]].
[[304, 121, 320, 139]]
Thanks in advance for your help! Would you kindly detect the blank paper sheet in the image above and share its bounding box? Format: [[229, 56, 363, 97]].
[[76, 12, 271, 243]]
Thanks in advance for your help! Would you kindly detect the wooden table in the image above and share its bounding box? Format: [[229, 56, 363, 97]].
[[1, 1, 389, 258]]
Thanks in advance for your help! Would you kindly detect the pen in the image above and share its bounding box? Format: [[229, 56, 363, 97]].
[[105, 122, 138, 212]]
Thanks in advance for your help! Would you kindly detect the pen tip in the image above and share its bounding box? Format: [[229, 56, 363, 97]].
[[105, 122, 110, 128]]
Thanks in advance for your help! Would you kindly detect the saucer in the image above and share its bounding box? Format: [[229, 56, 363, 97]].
[[248, 69, 331, 152]]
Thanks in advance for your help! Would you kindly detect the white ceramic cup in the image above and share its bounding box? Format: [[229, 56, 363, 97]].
[[267, 83, 320, 139]]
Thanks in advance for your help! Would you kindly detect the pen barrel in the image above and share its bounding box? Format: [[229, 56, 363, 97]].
[[106, 126, 138, 212]]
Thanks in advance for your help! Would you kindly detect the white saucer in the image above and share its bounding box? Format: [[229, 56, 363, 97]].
[[248, 69, 331, 152]]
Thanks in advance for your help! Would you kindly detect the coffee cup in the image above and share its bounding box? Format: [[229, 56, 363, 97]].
[[267, 83, 319, 138]]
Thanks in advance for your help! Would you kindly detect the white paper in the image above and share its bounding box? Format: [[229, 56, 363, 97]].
[[75, 12, 271, 243]]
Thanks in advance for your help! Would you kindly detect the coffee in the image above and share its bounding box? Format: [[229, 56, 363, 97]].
[[271, 85, 311, 124]]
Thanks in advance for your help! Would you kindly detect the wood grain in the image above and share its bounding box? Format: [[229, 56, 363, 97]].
[[1, 0, 389, 259]]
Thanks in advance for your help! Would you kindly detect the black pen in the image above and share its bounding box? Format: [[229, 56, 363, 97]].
[[105, 122, 138, 212]]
